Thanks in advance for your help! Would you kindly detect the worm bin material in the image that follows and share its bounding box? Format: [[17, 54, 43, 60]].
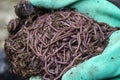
[[5, 1, 118, 80]]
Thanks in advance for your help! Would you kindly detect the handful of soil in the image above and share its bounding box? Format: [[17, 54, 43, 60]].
[[5, 1, 118, 80]]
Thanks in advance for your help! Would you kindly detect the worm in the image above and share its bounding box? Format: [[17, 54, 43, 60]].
[[5, 10, 118, 80]]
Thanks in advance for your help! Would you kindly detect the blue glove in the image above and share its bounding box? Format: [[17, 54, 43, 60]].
[[30, 0, 120, 27], [29, 30, 120, 80], [62, 30, 120, 80], [29, 0, 120, 79]]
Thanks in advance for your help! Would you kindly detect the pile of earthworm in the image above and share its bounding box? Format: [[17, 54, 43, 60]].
[[4, 1, 118, 80]]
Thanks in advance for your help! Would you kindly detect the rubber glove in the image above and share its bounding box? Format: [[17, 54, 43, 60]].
[[28, 0, 120, 79], [29, 30, 120, 80], [29, 76, 41, 80], [62, 30, 120, 80], [30, 0, 120, 27]]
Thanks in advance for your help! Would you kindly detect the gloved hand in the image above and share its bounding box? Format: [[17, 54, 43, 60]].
[[29, 30, 120, 80], [28, 0, 120, 80], [29, 0, 120, 27], [62, 30, 120, 80]]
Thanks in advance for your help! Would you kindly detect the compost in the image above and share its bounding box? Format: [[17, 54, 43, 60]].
[[5, 1, 118, 80]]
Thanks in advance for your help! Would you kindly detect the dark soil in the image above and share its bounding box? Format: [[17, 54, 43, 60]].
[[4, 1, 118, 80]]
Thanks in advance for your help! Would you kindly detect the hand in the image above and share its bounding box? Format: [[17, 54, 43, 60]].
[[29, 0, 120, 27], [29, 30, 120, 80], [28, 0, 120, 80], [62, 30, 120, 80]]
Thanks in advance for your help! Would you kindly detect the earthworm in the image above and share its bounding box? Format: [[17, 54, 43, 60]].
[[5, 10, 118, 80]]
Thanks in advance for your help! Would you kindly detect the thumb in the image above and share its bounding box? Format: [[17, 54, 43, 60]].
[[62, 30, 120, 80]]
